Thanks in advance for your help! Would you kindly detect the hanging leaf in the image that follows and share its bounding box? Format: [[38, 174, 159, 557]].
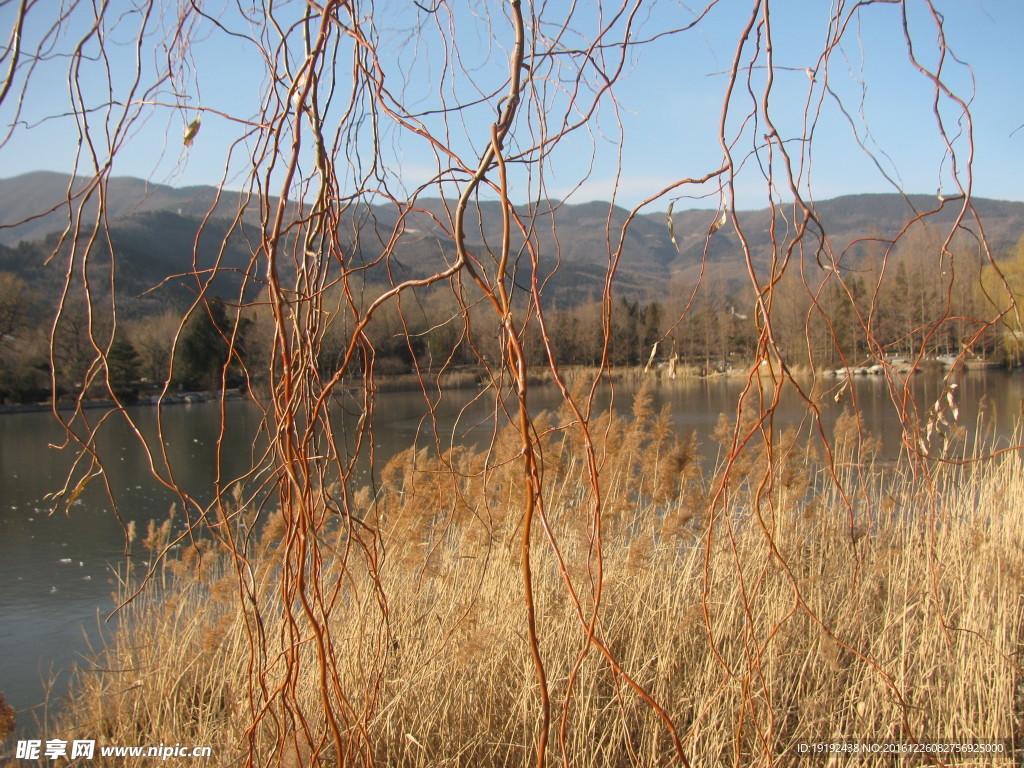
[[666, 201, 681, 252], [183, 117, 201, 147]]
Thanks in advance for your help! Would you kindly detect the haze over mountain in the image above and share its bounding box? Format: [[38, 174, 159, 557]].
[[1, 171, 1022, 312]]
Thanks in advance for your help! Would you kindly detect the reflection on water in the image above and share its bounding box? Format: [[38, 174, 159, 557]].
[[1, 370, 1021, 730]]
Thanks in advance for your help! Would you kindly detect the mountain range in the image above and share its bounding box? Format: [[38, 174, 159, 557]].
[[1, 171, 1022, 311]]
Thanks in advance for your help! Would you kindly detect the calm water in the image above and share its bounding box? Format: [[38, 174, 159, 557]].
[[1, 371, 1022, 733]]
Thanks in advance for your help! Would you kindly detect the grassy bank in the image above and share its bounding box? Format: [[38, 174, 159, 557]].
[[47, 395, 1023, 766]]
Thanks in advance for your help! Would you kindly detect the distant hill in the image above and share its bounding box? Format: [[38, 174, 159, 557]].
[[0, 172, 1022, 312], [0, 171, 253, 245]]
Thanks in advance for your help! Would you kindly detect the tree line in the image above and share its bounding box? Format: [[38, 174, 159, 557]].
[[0, 232, 1021, 405]]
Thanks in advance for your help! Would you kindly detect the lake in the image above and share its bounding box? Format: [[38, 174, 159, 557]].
[[1, 369, 1022, 734]]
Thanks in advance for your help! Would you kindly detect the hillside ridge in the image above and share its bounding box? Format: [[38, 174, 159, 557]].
[[1, 172, 1022, 309]]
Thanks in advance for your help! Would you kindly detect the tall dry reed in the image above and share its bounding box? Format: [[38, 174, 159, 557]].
[[52, 396, 1023, 767]]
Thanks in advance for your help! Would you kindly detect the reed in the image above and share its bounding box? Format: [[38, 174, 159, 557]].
[[53, 397, 1023, 766]]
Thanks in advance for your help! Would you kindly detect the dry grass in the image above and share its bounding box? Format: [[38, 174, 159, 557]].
[[0, 693, 14, 743], [51, 394, 1024, 767]]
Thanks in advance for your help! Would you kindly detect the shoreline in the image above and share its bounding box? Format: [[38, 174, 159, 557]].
[[0, 359, 1015, 415]]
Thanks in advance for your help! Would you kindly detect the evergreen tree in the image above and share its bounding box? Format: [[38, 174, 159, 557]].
[[176, 301, 233, 390], [107, 338, 141, 396]]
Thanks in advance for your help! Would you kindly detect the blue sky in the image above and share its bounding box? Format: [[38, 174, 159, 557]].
[[0, 0, 1020, 212]]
